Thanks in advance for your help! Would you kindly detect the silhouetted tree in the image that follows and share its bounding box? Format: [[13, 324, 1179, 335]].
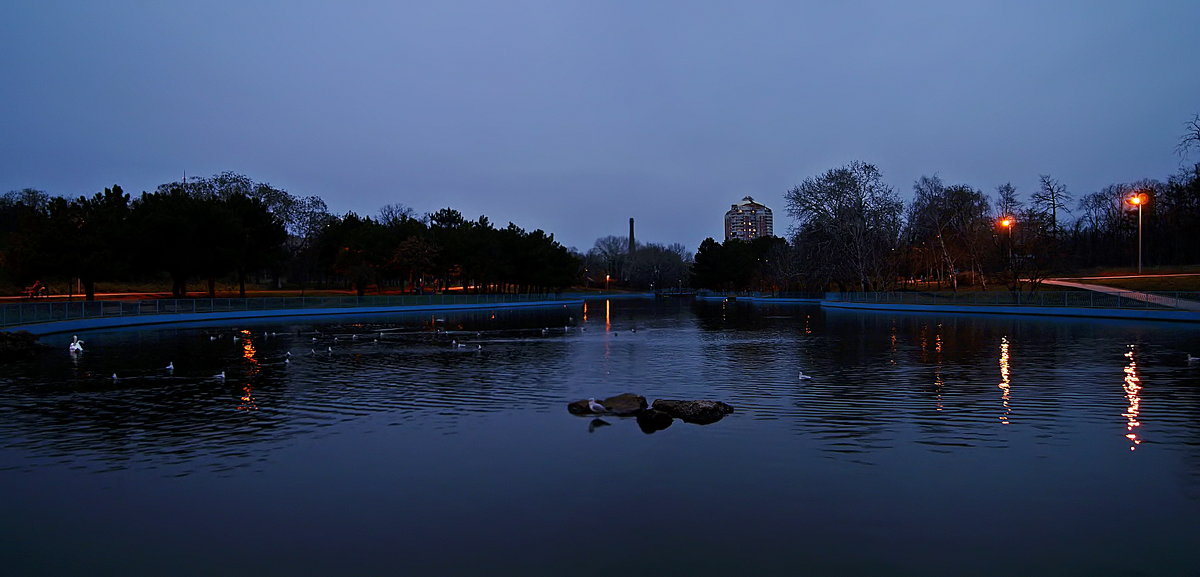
[[1032, 174, 1072, 237], [786, 161, 903, 291]]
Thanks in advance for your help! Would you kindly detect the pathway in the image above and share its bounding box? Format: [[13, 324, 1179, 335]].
[[1042, 279, 1200, 311]]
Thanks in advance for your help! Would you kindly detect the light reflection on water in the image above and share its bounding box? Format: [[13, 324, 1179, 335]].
[[1, 299, 1199, 575]]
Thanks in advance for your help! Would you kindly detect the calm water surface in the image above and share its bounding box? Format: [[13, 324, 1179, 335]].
[[2, 299, 1199, 576]]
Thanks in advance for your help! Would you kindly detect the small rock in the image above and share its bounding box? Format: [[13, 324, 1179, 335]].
[[567, 393, 647, 416], [636, 409, 673, 434], [651, 399, 734, 425]]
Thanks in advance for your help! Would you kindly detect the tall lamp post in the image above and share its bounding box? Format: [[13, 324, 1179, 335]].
[[1125, 191, 1148, 274], [999, 216, 1014, 261]]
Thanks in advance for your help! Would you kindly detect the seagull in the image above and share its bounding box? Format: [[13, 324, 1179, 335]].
[[312, 337, 318, 343], [285, 351, 292, 358], [214, 371, 226, 380], [352, 334, 358, 340], [166, 362, 174, 371], [588, 398, 606, 413], [311, 348, 318, 356], [210, 335, 218, 341], [284, 358, 290, 365], [476, 344, 482, 350], [327, 346, 333, 353], [1188, 354, 1199, 364], [68, 335, 84, 353], [111, 373, 118, 381], [798, 371, 813, 380]]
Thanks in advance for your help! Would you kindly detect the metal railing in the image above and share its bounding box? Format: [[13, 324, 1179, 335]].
[[824, 291, 1200, 311], [0, 294, 573, 329]]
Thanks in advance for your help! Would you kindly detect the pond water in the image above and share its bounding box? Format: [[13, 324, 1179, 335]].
[[2, 299, 1199, 576]]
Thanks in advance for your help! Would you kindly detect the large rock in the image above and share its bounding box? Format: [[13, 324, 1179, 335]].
[[0, 331, 42, 361], [567, 393, 648, 416], [636, 409, 673, 434], [651, 399, 734, 425]]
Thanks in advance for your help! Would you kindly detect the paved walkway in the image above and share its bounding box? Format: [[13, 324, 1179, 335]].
[[1042, 279, 1200, 311]]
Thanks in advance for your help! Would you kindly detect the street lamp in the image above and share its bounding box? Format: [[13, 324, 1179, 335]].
[[1125, 191, 1149, 274], [999, 216, 1014, 260]]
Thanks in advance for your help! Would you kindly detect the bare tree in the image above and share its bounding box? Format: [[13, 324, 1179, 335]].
[[1177, 113, 1200, 158], [378, 203, 418, 227], [995, 183, 1022, 218], [786, 161, 903, 291], [1032, 175, 1072, 236]]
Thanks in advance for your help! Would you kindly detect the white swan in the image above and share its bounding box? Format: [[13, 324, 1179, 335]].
[[588, 398, 607, 413]]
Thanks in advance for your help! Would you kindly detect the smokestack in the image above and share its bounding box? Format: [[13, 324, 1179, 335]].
[[629, 218, 635, 255]]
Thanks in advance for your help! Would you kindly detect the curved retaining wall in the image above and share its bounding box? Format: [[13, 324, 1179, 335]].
[[698, 294, 1200, 322], [821, 300, 1200, 322], [15, 299, 584, 336]]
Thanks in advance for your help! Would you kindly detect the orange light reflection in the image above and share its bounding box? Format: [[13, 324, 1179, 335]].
[[998, 336, 1011, 425], [1123, 345, 1143, 451]]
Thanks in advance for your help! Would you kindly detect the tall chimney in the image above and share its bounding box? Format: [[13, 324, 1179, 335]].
[[629, 218, 635, 254]]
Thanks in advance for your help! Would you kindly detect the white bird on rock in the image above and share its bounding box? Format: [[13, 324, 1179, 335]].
[[588, 398, 606, 413]]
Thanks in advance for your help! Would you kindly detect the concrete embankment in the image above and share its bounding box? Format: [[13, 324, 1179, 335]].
[[11, 299, 583, 336]]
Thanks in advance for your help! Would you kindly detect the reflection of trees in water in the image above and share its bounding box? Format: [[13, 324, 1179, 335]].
[[0, 306, 578, 474]]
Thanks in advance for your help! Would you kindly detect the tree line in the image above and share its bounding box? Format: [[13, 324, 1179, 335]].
[[692, 116, 1200, 293], [0, 172, 578, 299]]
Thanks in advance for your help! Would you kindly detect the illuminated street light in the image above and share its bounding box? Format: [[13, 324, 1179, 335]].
[[1125, 191, 1149, 274], [999, 216, 1014, 260]]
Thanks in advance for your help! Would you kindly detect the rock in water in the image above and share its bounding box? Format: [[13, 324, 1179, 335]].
[[0, 331, 42, 361], [567, 393, 647, 416], [651, 399, 734, 425], [636, 409, 673, 434], [600, 393, 647, 416]]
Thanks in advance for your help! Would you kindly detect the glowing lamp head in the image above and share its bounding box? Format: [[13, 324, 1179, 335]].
[[1126, 191, 1149, 206]]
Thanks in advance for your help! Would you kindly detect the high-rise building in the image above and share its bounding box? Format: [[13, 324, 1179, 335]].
[[724, 196, 773, 241]]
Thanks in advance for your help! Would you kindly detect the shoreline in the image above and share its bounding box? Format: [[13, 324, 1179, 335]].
[[7, 298, 584, 336]]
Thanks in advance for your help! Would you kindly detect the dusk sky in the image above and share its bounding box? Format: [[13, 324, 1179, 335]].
[[3, 1, 1198, 252]]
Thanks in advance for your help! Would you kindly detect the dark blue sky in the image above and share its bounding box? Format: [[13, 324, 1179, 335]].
[[3, 1, 1197, 252]]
